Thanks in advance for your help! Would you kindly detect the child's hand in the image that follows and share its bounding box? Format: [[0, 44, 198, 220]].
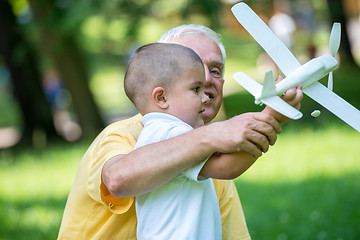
[[263, 76, 303, 123]]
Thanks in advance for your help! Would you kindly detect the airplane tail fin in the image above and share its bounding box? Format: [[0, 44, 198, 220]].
[[259, 70, 276, 100], [233, 71, 303, 120]]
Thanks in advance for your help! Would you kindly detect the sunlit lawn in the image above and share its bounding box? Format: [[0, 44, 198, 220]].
[[0, 126, 359, 239], [235, 127, 360, 240], [0, 142, 90, 240]]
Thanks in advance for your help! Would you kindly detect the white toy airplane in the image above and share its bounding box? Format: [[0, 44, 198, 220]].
[[231, 2, 360, 132]]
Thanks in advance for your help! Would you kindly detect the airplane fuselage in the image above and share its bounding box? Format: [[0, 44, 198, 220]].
[[257, 55, 338, 100]]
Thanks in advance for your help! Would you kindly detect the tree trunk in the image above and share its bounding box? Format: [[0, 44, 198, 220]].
[[28, 0, 105, 139], [50, 35, 105, 138], [0, 0, 60, 146]]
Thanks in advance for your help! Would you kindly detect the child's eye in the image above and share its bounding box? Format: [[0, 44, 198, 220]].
[[193, 87, 200, 92]]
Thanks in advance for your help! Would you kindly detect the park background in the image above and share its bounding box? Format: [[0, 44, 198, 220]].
[[0, 0, 359, 239]]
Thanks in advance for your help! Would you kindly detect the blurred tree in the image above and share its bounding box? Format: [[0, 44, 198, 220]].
[[102, 0, 153, 43], [27, 0, 105, 139], [99, 0, 224, 43], [182, 0, 223, 29], [0, 0, 60, 146], [326, 0, 358, 66]]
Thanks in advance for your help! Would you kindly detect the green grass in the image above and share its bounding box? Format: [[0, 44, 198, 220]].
[[0, 142, 90, 240], [235, 127, 360, 240], [0, 127, 359, 239]]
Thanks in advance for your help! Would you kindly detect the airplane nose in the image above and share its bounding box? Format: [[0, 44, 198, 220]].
[[317, 55, 338, 70]]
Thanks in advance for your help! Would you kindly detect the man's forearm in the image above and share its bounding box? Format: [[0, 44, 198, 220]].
[[102, 126, 216, 198]]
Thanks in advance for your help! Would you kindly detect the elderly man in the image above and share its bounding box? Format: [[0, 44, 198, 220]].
[[58, 24, 302, 240]]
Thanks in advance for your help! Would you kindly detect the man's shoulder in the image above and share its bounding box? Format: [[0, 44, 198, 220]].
[[86, 114, 143, 152], [104, 114, 143, 134]]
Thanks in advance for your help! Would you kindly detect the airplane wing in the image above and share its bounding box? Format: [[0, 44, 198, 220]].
[[304, 83, 360, 132], [233, 72, 303, 120], [231, 2, 301, 76]]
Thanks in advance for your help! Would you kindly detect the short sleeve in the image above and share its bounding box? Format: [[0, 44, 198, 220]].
[[100, 177, 135, 214], [181, 157, 209, 181], [87, 115, 143, 213], [166, 123, 209, 182]]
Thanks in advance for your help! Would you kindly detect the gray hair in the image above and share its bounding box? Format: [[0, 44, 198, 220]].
[[158, 24, 226, 64]]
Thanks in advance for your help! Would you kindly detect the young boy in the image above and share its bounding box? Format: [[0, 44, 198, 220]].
[[124, 42, 221, 239], [125, 41, 294, 239]]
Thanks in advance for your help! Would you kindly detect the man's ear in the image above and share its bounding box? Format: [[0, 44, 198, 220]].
[[152, 87, 169, 109]]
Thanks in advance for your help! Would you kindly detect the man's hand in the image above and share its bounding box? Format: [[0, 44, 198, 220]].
[[205, 112, 281, 158], [263, 76, 303, 123]]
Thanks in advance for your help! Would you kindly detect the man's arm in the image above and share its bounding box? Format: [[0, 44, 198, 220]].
[[200, 85, 303, 180], [102, 112, 281, 198]]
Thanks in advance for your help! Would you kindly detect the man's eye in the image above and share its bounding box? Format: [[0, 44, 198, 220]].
[[210, 68, 222, 77]]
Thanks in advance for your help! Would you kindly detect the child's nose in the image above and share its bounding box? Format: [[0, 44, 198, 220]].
[[202, 93, 210, 104]]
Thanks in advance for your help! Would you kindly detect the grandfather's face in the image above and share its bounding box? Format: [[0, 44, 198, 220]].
[[173, 33, 224, 123]]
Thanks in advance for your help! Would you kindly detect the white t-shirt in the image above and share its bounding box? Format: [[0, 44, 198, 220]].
[[135, 112, 222, 240]]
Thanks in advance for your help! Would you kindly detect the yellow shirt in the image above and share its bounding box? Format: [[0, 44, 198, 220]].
[[58, 114, 251, 240]]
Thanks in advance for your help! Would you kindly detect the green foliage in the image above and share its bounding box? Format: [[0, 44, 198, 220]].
[[0, 85, 21, 127], [329, 64, 360, 108]]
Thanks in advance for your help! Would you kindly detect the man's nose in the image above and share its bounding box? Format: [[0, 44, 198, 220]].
[[204, 65, 213, 85]]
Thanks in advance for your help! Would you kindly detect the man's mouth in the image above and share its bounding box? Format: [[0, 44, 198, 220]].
[[205, 92, 214, 102]]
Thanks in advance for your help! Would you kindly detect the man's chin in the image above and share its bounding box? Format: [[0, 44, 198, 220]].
[[201, 110, 215, 124]]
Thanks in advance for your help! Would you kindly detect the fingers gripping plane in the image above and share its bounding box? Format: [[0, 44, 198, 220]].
[[231, 2, 360, 132]]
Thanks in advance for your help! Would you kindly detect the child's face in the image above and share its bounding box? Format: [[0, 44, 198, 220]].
[[173, 33, 224, 123], [166, 64, 209, 128]]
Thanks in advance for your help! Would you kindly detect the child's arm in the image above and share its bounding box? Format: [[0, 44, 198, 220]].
[[200, 151, 256, 179], [200, 84, 303, 180]]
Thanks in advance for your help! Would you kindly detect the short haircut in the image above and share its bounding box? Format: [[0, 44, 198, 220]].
[[124, 43, 203, 111], [158, 24, 226, 64]]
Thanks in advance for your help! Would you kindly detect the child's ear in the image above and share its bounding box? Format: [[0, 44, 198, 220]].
[[152, 87, 169, 109]]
